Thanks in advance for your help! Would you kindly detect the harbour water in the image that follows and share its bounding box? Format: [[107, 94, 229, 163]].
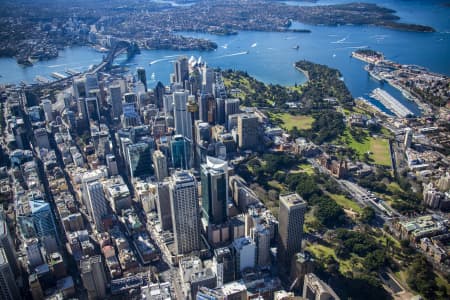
[[0, 0, 449, 116]]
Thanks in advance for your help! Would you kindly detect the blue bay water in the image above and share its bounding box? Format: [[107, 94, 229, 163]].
[[0, 0, 449, 115]]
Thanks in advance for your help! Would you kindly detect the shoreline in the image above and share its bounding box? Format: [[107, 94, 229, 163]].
[[294, 65, 310, 82]]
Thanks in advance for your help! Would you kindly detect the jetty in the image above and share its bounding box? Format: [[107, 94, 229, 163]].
[[370, 88, 413, 118]]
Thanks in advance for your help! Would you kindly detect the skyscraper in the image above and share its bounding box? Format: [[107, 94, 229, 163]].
[[41, 99, 53, 122], [126, 141, 153, 180], [237, 114, 259, 150], [29, 199, 58, 242], [171, 135, 190, 170], [201, 156, 228, 225], [86, 181, 108, 232], [277, 193, 307, 276], [0, 220, 19, 276], [173, 90, 192, 140], [153, 150, 168, 181], [154, 81, 165, 110], [0, 248, 20, 300], [80, 255, 107, 299], [224, 99, 240, 126], [156, 181, 173, 231], [137, 67, 147, 92], [169, 171, 201, 255], [216, 98, 225, 125], [109, 84, 123, 119], [174, 56, 189, 89]]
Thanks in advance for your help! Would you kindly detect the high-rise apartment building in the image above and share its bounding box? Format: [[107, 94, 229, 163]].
[[201, 156, 228, 225], [169, 171, 201, 255], [277, 193, 307, 276]]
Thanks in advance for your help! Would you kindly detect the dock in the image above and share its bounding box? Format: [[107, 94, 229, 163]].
[[65, 69, 81, 76], [51, 72, 67, 80], [35, 76, 51, 84], [370, 88, 413, 118]]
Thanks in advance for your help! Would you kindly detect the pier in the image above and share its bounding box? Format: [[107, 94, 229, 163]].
[[370, 88, 413, 118]]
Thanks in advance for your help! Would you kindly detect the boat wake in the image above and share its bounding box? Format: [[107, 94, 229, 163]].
[[331, 37, 347, 44], [164, 54, 180, 58], [149, 58, 169, 65], [221, 44, 228, 49], [48, 64, 67, 68], [217, 51, 249, 58]]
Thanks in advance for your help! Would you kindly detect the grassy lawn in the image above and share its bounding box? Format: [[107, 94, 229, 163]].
[[268, 180, 284, 191], [328, 193, 363, 214], [306, 243, 354, 274], [341, 129, 391, 167], [278, 113, 315, 130], [291, 163, 315, 175]]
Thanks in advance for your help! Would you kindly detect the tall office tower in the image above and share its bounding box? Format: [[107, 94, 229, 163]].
[[126, 142, 153, 180], [189, 68, 202, 96], [0, 221, 19, 276], [201, 156, 228, 225], [137, 67, 147, 92], [80, 255, 107, 299], [85, 97, 101, 122], [0, 248, 20, 300], [122, 103, 141, 128], [202, 66, 214, 94], [404, 128, 412, 149], [303, 273, 340, 300], [169, 171, 201, 255], [207, 96, 217, 124], [153, 150, 168, 181], [174, 56, 189, 89], [86, 181, 108, 232], [250, 224, 271, 267], [29, 273, 44, 300], [214, 247, 235, 286], [33, 128, 50, 149], [171, 134, 190, 170], [173, 90, 192, 140], [163, 94, 174, 114], [216, 98, 225, 125], [232, 237, 256, 273], [109, 84, 123, 119], [85, 73, 99, 91], [156, 181, 173, 231], [29, 199, 58, 242], [198, 93, 208, 122], [73, 78, 87, 99], [154, 81, 165, 110], [25, 238, 43, 268], [237, 114, 259, 150], [123, 92, 138, 107], [41, 99, 53, 122], [196, 122, 211, 144], [277, 193, 307, 276], [224, 99, 240, 126], [106, 154, 118, 177]]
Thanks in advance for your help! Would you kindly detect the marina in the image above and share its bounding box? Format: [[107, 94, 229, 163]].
[[370, 88, 414, 118]]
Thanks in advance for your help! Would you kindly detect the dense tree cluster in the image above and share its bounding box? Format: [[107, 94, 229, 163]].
[[295, 60, 354, 108]]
